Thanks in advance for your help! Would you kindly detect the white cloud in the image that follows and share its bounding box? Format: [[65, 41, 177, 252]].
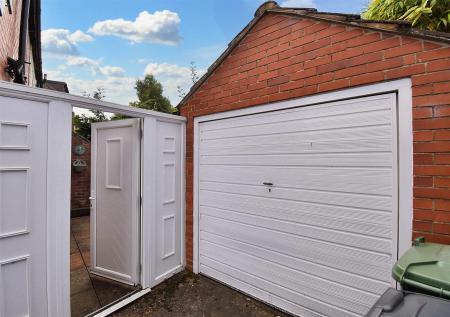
[[45, 61, 199, 108], [44, 69, 137, 106], [144, 62, 204, 105], [100, 66, 126, 77], [66, 56, 97, 68], [65, 56, 125, 77], [89, 10, 181, 45], [68, 30, 94, 43], [144, 62, 191, 78], [280, 0, 317, 8], [42, 29, 93, 56]]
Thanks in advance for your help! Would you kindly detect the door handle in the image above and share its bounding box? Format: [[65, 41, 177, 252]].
[[89, 196, 95, 208]]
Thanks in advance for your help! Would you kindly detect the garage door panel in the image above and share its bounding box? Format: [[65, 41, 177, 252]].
[[201, 138, 391, 157], [200, 260, 357, 317], [201, 110, 391, 140], [200, 264, 329, 317], [201, 190, 391, 227], [201, 210, 391, 253], [200, 244, 375, 316], [198, 93, 397, 317], [201, 241, 378, 313], [200, 166, 392, 196], [201, 231, 390, 295], [201, 152, 393, 167], [200, 95, 393, 133], [200, 182, 392, 211], [200, 217, 392, 280], [201, 124, 392, 150], [200, 196, 392, 238]]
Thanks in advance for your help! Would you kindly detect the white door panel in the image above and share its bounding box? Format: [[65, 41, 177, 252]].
[[153, 121, 182, 283], [0, 97, 49, 317], [91, 119, 140, 285], [198, 94, 398, 317]]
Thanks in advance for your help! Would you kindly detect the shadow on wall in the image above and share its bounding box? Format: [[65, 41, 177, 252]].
[[71, 132, 91, 217]]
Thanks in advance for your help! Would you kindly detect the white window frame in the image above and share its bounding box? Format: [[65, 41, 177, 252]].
[[192, 78, 413, 274], [0, 81, 186, 317]]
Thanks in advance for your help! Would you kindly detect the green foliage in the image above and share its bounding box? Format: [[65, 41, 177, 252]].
[[130, 74, 174, 113], [72, 87, 109, 140], [363, 0, 450, 32]]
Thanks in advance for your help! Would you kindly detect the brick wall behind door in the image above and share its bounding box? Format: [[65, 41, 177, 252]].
[[180, 13, 450, 270], [71, 133, 91, 215]]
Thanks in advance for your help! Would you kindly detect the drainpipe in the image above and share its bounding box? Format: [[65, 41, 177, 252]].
[[6, 0, 31, 84]]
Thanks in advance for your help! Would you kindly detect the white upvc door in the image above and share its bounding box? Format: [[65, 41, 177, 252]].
[[153, 121, 183, 284], [141, 118, 184, 288], [90, 118, 140, 285], [0, 96, 71, 317]]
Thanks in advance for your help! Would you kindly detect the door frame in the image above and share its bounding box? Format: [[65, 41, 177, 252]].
[[192, 78, 413, 274], [0, 81, 186, 317], [90, 118, 141, 285]]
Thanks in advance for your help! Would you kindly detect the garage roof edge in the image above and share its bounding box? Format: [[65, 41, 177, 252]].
[[178, 2, 449, 109]]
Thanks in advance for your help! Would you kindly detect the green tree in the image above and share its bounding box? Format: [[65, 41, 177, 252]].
[[130, 74, 174, 113], [363, 0, 450, 32], [72, 88, 109, 140]]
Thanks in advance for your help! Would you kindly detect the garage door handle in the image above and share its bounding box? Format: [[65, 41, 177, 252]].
[[263, 182, 273, 186]]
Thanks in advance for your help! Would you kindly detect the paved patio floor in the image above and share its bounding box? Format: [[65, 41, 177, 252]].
[[113, 271, 291, 317], [71, 216, 138, 317]]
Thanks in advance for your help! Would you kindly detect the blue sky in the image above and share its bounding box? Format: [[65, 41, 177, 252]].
[[42, 0, 369, 106]]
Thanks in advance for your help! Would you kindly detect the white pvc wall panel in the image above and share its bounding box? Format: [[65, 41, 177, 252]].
[[198, 94, 398, 317], [0, 96, 49, 317]]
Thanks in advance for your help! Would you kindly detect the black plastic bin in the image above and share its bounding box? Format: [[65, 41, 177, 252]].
[[365, 288, 450, 317]]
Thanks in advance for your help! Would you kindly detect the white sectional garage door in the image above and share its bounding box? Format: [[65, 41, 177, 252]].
[[197, 94, 398, 317]]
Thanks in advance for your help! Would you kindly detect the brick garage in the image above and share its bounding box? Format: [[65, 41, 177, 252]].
[[180, 2, 450, 271], [71, 132, 91, 216]]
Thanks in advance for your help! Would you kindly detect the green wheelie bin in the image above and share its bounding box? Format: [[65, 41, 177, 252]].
[[392, 237, 450, 298]]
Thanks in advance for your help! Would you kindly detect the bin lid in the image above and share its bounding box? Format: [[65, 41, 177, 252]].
[[392, 239, 450, 297]]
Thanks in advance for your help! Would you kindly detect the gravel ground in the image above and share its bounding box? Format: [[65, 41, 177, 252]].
[[113, 271, 292, 317]]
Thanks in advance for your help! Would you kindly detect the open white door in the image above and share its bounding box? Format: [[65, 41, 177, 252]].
[[141, 119, 184, 287], [90, 118, 140, 285]]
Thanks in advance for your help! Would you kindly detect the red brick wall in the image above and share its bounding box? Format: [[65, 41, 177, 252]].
[[0, 0, 22, 82], [71, 133, 91, 213], [181, 13, 450, 270], [0, 0, 37, 85]]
